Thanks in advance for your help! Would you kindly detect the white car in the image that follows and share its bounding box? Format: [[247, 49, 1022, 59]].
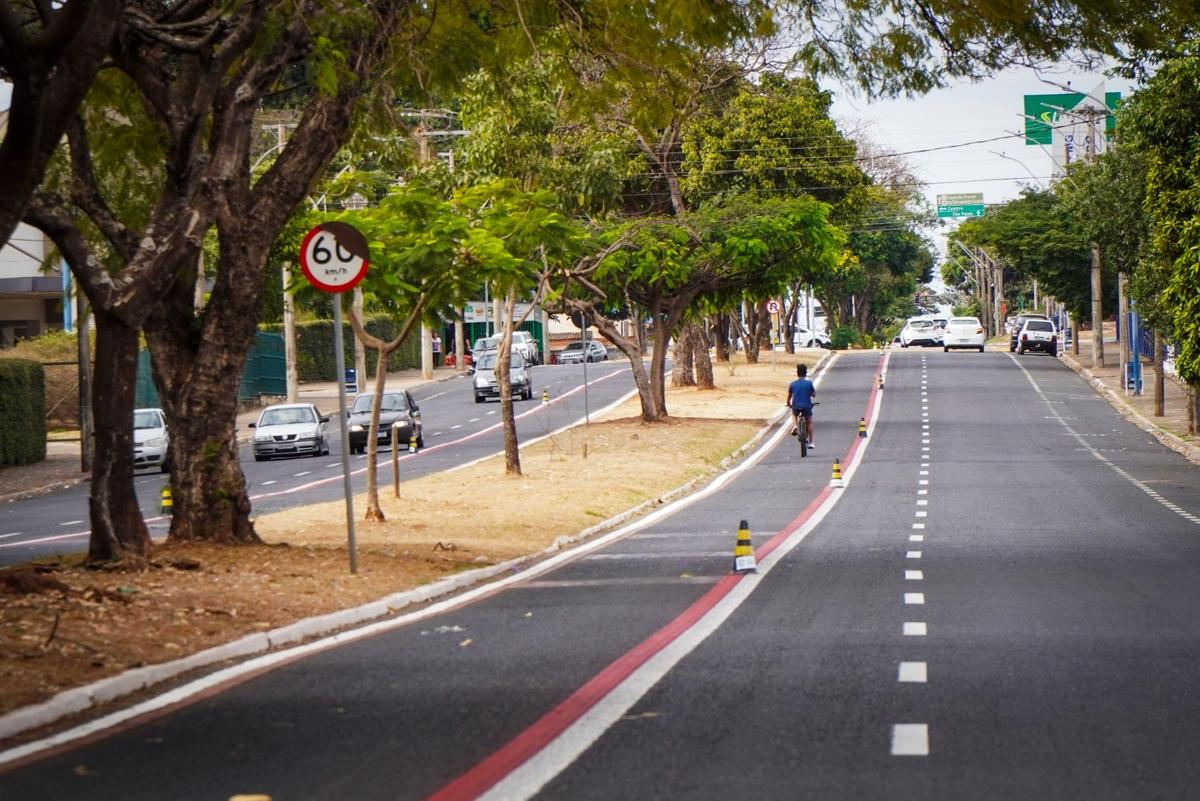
[[133, 408, 170, 473], [942, 316, 986, 352], [899, 318, 940, 348], [510, 331, 540, 365], [793, 327, 830, 348], [1017, 319, 1059, 356], [251, 403, 330, 461]]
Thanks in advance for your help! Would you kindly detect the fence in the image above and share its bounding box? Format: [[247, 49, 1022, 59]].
[[135, 332, 287, 408]]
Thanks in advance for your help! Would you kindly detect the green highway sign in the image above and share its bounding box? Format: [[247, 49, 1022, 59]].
[[1024, 92, 1121, 145], [936, 193, 984, 219]]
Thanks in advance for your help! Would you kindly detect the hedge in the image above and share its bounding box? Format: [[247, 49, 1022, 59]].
[[0, 359, 47, 466], [260, 316, 422, 382]]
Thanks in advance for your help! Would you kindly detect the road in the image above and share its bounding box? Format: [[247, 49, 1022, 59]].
[[3, 349, 1200, 799], [0, 361, 634, 566]]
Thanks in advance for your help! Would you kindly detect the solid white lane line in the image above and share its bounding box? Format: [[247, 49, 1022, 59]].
[[293, 471, 311, 477], [59, 520, 83, 527], [905, 592, 925, 605], [906, 551, 922, 559], [905, 570, 923, 580], [892, 724, 929, 756], [902, 622, 927, 636], [898, 662, 927, 683], [909, 535, 924, 542], [261, 480, 277, 486]]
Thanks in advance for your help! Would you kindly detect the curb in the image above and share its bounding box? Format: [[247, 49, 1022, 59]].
[[0, 357, 822, 745], [1060, 352, 1200, 466]]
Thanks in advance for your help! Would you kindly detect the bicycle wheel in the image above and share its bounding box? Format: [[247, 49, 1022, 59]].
[[798, 416, 808, 458]]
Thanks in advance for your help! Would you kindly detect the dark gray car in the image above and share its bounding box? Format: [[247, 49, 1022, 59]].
[[347, 390, 422, 453]]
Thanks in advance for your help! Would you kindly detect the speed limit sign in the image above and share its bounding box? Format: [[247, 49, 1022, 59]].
[[299, 221, 370, 293], [766, 299, 781, 314]]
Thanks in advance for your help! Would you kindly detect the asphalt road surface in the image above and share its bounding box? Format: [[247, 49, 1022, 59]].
[[3, 349, 1200, 799], [0, 361, 633, 567]]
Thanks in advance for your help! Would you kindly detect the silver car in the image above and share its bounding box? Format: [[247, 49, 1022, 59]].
[[557, 340, 608, 364], [473, 351, 533, 403], [251, 403, 330, 461], [133, 408, 170, 473]]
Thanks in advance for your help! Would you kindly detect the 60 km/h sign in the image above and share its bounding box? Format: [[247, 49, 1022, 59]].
[[299, 221, 370, 293]]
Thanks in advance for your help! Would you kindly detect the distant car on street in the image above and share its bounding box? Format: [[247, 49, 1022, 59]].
[[1009, 313, 1051, 352], [473, 351, 534, 403], [942, 317, 986, 352], [1017, 319, 1059, 356], [133, 408, 170, 473], [347, 390, 422, 454], [251, 403, 330, 461], [510, 331, 540, 365], [793, 327, 831, 349], [899, 318, 940, 348], [471, 337, 499, 361], [557, 340, 608, 364]]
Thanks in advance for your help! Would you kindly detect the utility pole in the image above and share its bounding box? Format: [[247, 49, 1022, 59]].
[[414, 120, 435, 380], [1084, 108, 1105, 368], [1117, 271, 1129, 376]]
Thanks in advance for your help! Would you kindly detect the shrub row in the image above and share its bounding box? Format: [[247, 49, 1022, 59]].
[[259, 317, 422, 382], [0, 359, 47, 466]]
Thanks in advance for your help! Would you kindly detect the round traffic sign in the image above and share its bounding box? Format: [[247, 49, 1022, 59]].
[[766, 299, 781, 314], [299, 222, 370, 293]]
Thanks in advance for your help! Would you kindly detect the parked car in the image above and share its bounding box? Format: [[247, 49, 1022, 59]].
[[508, 330, 542, 364], [1008, 313, 1051, 352], [471, 336, 499, 361], [473, 350, 533, 403], [251, 403, 330, 461], [133, 408, 170, 473], [1017, 319, 1059, 356], [793, 327, 831, 348], [899, 318, 940, 348], [558, 340, 608, 364], [942, 316, 986, 352], [346, 390, 422, 454]]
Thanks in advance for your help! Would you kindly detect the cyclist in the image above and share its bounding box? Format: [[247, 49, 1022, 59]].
[[786, 363, 816, 449]]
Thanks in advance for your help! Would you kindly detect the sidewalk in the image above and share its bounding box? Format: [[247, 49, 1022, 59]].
[[0, 366, 465, 502], [1059, 328, 1200, 464]]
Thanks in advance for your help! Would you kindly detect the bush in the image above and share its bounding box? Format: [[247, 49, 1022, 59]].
[[829, 326, 862, 350], [860, 334, 877, 350], [0, 359, 47, 466], [260, 316, 422, 382]]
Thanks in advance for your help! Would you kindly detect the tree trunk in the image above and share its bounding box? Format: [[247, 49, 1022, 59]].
[[361, 341, 397, 522], [713, 315, 730, 362], [589, 313, 658, 422], [693, 323, 714, 390], [671, 323, 696, 387], [498, 293, 521, 476], [86, 308, 152, 563]]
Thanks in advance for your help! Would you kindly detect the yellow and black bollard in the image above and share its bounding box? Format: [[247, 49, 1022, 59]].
[[732, 519, 757, 573], [858, 418, 867, 438], [541, 388, 549, 405], [878, 373, 885, 390], [830, 459, 845, 488], [160, 485, 173, 515], [408, 433, 418, 454]]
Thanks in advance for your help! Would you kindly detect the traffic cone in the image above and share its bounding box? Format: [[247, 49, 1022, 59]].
[[830, 459, 845, 488], [858, 417, 867, 438], [160, 485, 173, 515], [733, 519, 756, 573], [408, 433, 418, 454], [542, 388, 549, 405]]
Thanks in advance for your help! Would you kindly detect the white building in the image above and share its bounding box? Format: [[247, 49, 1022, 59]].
[[0, 221, 65, 348]]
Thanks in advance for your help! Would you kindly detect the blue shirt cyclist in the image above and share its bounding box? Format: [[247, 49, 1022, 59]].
[[786, 364, 817, 445]]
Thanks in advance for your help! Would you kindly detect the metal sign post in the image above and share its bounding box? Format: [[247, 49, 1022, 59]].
[[299, 221, 370, 574]]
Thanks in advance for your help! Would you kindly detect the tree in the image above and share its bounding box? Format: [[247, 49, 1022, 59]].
[[0, 0, 121, 247], [1119, 53, 1200, 385]]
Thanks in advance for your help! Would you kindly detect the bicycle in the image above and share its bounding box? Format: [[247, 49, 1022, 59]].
[[792, 402, 818, 458]]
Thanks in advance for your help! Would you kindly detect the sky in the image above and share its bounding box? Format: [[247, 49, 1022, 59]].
[[826, 65, 1135, 274]]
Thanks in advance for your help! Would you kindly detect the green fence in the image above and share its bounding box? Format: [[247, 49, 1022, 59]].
[[135, 332, 287, 408]]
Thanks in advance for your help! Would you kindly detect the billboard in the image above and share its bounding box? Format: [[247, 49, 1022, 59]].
[[1024, 86, 1121, 176]]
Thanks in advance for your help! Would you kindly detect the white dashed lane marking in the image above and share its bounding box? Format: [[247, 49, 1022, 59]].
[[898, 662, 927, 683], [917, 500, 928, 506], [903, 622, 927, 636], [892, 724, 930, 756], [450, 424, 462, 430], [0, 532, 24, 540], [261, 480, 277, 486], [469, 418, 481, 423], [905, 570, 923, 580], [912, 523, 926, 530], [906, 550, 922, 559], [59, 520, 83, 527], [905, 593, 925, 605], [910, 535, 924, 542], [293, 471, 311, 477]]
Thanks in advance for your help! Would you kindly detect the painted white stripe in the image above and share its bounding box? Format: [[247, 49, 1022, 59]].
[[905, 592, 925, 605], [58, 520, 83, 527], [469, 417, 481, 423], [915, 511, 927, 518], [909, 535, 924, 542], [898, 662, 927, 683], [906, 550, 922, 559], [902, 622, 927, 636], [921, 446, 930, 452], [0, 532, 24, 540], [293, 471, 311, 477], [487, 411, 498, 415], [917, 489, 928, 496], [581, 552, 730, 561], [912, 523, 925, 530], [450, 424, 463, 430], [919, 479, 929, 485], [905, 570, 923, 580], [922, 438, 930, 444], [919, 470, 929, 476], [261, 480, 277, 486], [916, 500, 928, 506], [892, 724, 929, 755]]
